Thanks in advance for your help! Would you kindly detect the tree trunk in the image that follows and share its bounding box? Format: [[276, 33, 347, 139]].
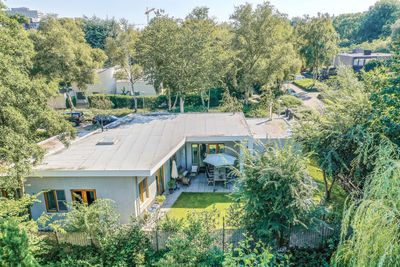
[[180, 96, 184, 113], [245, 90, 249, 105], [130, 81, 137, 113], [323, 170, 330, 202], [207, 89, 211, 111], [200, 91, 205, 107], [168, 87, 171, 111], [172, 94, 178, 109], [311, 69, 318, 88]]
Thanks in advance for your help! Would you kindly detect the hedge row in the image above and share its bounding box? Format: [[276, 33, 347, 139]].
[[87, 89, 223, 110]]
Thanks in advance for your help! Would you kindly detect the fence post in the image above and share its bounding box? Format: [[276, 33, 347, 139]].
[[156, 229, 159, 251], [223, 217, 225, 252]]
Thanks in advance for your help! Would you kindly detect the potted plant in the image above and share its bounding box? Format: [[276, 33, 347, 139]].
[[168, 179, 175, 194], [143, 211, 150, 222], [156, 195, 166, 206]]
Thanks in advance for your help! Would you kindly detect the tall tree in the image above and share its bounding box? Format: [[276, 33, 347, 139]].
[[0, 11, 74, 190], [333, 149, 400, 266], [230, 2, 301, 103], [358, 0, 400, 43], [296, 14, 339, 86], [30, 16, 107, 94], [228, 143, 315, 246], [79, 15, 120, 50], [138, 8, 226, 112], [105, 23, 143, 112]]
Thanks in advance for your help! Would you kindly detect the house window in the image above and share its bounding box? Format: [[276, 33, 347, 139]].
[[71, 189, 97, 205], [44, 190, 67, 212], [207, 144, 225, 154], [192, 144, 199, 165], [353, 59, 359, 66], [358, 59, 365, 66], [139, 178, 149, 203]]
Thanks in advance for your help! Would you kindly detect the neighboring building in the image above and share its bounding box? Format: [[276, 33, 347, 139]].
[[6, 7, 43, 29], [333, 49, 393, 72], [27, 113, 291, 224], [71, 67, 157, 105]]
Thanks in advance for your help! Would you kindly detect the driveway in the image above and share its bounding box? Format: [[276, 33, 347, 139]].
[[285, 83, 324, 112]]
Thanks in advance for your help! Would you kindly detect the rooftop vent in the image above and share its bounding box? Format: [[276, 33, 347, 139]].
[[364, 50, 372, 55], [97, 137, 117, 145]]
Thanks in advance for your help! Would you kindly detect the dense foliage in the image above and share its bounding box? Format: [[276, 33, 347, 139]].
[[333, 0, 400, 46], [228, 143, 315, 246]]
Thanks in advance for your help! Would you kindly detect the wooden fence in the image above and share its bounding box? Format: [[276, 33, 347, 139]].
[[39, 224, 338, 251]]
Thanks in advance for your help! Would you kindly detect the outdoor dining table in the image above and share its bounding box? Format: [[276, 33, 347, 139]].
[[213, 167, 227, 187]]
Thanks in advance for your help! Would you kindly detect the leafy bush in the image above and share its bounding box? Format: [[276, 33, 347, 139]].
[[88, 94, 160, 110], [37, 242, 102, 266], [158, 216, 185, 233], [223, 235, 289, 266], [217, 90, 243, 113], [278, 95, 303, 109], [102, 223, 151, 266], [89, 95, 114, 109], [293, 79, 322, 92], [0, 218, 39, 266], [156, 207, 222, 266]]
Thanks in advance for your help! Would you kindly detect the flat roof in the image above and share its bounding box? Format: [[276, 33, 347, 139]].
[[337, 52, 393, 58], [246, 118, 291, 139], [34, 112, 252, 176]]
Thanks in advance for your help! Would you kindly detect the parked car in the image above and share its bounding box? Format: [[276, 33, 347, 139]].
[[64, 112, 85, 126], [92, 115, 118, 126]]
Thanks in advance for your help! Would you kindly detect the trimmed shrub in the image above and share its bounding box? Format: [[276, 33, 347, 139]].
[[278, 95, 303, 109]]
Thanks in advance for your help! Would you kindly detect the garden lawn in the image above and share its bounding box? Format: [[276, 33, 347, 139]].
[[167, 192, 234, 228], [308, 162, 348, 215], [293, 79, 322, 92]]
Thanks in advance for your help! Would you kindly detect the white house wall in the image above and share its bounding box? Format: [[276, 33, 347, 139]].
[[116, 80, 157, 96], [25, 176, 136, 224]]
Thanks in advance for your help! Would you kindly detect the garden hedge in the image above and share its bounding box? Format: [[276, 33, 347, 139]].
[[87, 88, 223, 110]]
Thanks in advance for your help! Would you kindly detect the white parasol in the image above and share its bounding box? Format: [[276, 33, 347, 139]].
[[171, 160, 178, 179], [203, 153, 237, 167]]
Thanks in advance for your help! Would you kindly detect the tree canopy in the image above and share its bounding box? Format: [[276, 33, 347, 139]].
[[30, 16, 107, 90]]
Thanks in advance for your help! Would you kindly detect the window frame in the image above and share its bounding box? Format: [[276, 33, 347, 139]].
[[207, 143, 225, 154], [44, 189, 68, 213], [139, 178, 149, 203], [70, 189, 97, 204]]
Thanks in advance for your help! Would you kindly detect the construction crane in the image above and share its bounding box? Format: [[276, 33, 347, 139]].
[[145, 7, 155, 25]]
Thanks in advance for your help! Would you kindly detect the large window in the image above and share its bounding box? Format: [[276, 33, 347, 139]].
[[44, 190, 67, 212], [139, 178, 149, 203], [207, 144, 225, 154], [192, 144, 199, 165], [71, 189, 96, 205]]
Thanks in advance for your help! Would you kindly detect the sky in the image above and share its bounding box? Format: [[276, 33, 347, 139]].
[[5, 0, 378, 26]]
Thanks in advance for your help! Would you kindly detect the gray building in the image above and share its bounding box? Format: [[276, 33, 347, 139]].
[[333, 49, 392, 72], [27, 113, 291, 225], [6, 7, 43, 29]]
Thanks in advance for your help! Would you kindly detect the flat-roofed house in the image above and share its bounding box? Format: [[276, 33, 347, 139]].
[[26, 113, 291, 224], [334, 49, 392, 72]]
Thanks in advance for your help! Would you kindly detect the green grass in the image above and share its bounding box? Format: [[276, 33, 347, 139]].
[[167, 192, 234, 228], [308, 162, 348, 215], [293, 79, 322, 92]]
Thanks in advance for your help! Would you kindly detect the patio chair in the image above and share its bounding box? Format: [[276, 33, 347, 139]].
[[190, 165, 199, 179], [206, 169, 214, 186]]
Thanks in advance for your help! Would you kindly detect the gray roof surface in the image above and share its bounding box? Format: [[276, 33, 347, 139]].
[[246, 118, 292, 139], [35, 113, 252, 175]]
